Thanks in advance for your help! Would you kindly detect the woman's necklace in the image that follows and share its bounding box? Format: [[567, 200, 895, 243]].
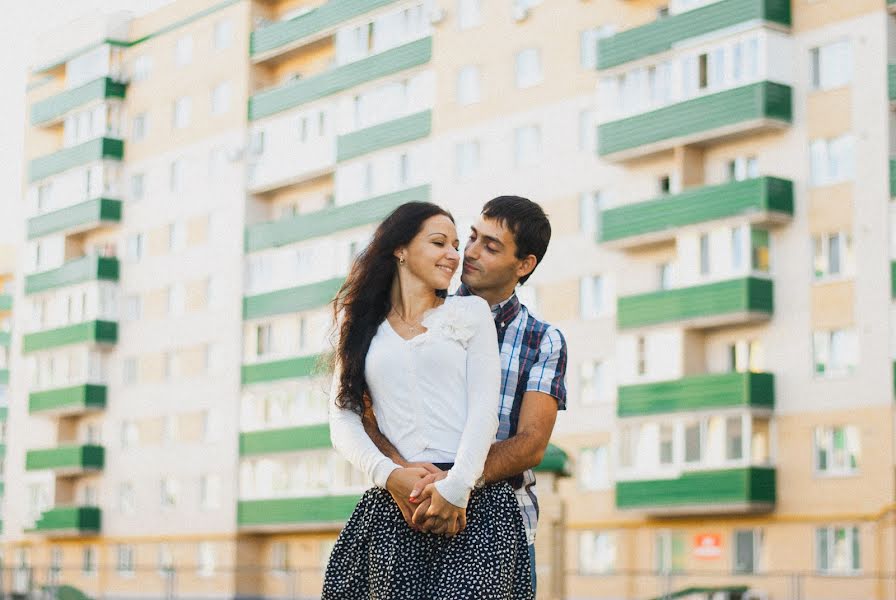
[[391, 307, 425, 335]]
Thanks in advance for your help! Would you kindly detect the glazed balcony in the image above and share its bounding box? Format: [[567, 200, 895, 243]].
[[30, 77, 126, 126], [22, 320, 117, 354], [615, 467, 776, 515], [28, 137, 124, 183], [249, 37, 432, 120], [27, 506, 101, 537], [25, 256, 119, 295], [597, 0, 791, 70], [600, 177, 793, 249], [27, 198, 122, 240], [598, 81, 792, 161], [617, 276, 773, 330], [336, 110, 431, 162], [618, 371, 774, 417], [29, 384, 107, 417], [25, 444, 105, 475], [243, 277, 343, 320]]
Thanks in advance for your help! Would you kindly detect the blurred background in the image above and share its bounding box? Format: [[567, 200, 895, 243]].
[[0, 0, 894, 599]]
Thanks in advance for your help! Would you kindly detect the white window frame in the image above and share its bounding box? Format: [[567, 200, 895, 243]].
[[816, 525, 861, 574], [515, 47, 543, 89], [814, 425, 860, 476]]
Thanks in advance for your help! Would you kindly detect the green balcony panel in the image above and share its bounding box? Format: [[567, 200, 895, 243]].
[[598, 82, 792, 160], [616, 467, 776, 513], [29, 137, 124, 183], [0, 369, 8, 385], [28, 506, 101, 536], [597, 0, 791, 69], [238, 494, 361, 529], [0, 444, 5, 458], [0, 407, 7, 421], [28, 198, 122, 240], [533, 444, 570, 475], [242, 353, 323, 385], [244, 277, 344, 320], [890, 158, 896, 198], [889, 64, 896, 102], [25, 256, 119, 295], [23, 320, 117, 353], [31, 78, 127, 125], [0, 331, 10, 347], [618, 277, 773, 330], [336, 110, 432, 162], [601, 177, 793, 247], [252, 0, 401, 57], [618, 371, 774, 417], [891, 261, 896, 299], [249, 37, 432, 120], [29, 384, 107, 416], [240, 423, 331, 456], [0, 294, 11, 311], [26, 445, 105, 473], [246, 184, 430, 252]]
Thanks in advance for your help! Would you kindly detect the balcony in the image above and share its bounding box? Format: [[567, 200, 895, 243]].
[[251, 0, 401, 61], [890, 158, 895, 198], [890, 64, 896, 105], [238, 494, 361, 531], [242, 353, 322, 385], [598, 81, 792, 161], [244, 277, 343, 320], [248, 139, 335, 194], [618, 371, 774, 417], [246, 184, 430, 252], [27, 506, 101, 537], [31, 77, 127, 126], [29, 384, 107, 416], [615, 467, 776, 514], [0, 294, 11, 312], [28, 198, 122, 240], [240, 423, 331, 456], [533, 444, 571, 476], [22, 320, 117, 354], [336, 110, 432, 162], [617, 277, 773, 330], [0, 407, 6, 421], [25, 256, 119, 295], [28, 137, 124, 182], [26, 444, 104, 475], [0, 331, 9, 347], [600, 177, 793, 249], [0, 369, 7, 385], [249, 37, 432, 121], [597, 0, 791, 70]]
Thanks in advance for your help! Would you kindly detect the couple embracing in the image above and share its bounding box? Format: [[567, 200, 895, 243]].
[[323, 196, 568, 599]]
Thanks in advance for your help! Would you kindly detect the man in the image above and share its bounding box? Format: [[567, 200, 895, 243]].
[[363, 195, 568, 592]]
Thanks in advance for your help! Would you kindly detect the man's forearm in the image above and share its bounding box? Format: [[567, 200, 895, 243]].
[[480, 433, 545, 484], [362, 407, 407, 466]]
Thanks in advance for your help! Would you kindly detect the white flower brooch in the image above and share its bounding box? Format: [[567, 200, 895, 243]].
[[421, 300, 477, 348]]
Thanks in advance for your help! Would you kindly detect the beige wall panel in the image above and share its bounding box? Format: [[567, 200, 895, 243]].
[[806, 87, 852, 139], [270, 0, 324, 21], [178, 412, 204, 442], [144, 289, 170, 320], [180, 345, 207, 377], [810, 280, 855, 330], [187, 215, 209, 246], [267, 38, 335, 82], [536, 279, 580, 323], [674, 145, 706, 189], [701, 130, 789, 185], [775, 406, 895, 515], [139, 353, 166, 384], [139, 417, 164, 445], [808, 183, 853, 234], [542, 196, 580, 237], [186, 280, 209, 312], [147, 227, 171, 258], [792, 0, 883, 33]]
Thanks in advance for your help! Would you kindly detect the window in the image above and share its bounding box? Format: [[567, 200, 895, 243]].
[[810, 40, 852, 91], [580, 360, 609, 406], [249, 130, 265, 156], [657, 263, 671, 290], [197, 542, 216, 577], [580, 275, 606, 318], [214, 19, 233, 50], [158, 544, 174, 577], [130, 173, 144, 200], [731, 226, 746, 271], [515, 48, 543, 89], [133, 55, 152, 82], [122, 358, 137, 385], [514, 125, 540, 167], [160, 477, 179, 508], [457, 0, 482, 30], [751, 228, 770, 272], [169, 158, 184, 192], [173, 96, 191, 129], [206, 277, 220, 309], [82, 547, 97, 576], [699, 233, 710, 275], [659, 424, 674, 465], [126, 233, 144, 262], [123, 295, 142, 322], [456, 65, 481, 105], [726, 415, 744, 460], [810, 135, 854, 186], [813, 233, 853, 279], [813, 329, 858, 376], [175, 35, 193, 66], [271, 542, 290, 575], [578, 446, 609, 490], [200, 474, 221, 510], [579, 532, 616, 574], [726, 340, 764, 373], [579, 191, 603, 236], [169, 222, 186, 252], [132, 113, 147, 141], [734, 529, 763, 574], [684, 420, 702, 463], [211, 81, 231, 115], [727, 156, 758, 182], [121, 420, 139, 448], [164, 352, 180, 380], [815, 425, 860, 475], [256, 324, 273, 357], [655, 531, 685, 573], [635, 336, 646, 376], [116, 545, 135, 576], [119, 482, 135, 515], [816, 526, 860, 574], [455, 140, 480, 179], [168, 283, 185, 316]]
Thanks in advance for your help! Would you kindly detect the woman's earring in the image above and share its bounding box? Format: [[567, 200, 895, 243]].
[[399, 256, 406, 265]]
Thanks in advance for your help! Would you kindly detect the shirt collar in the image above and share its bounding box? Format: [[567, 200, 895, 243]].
[[457, 284, 522, 327]]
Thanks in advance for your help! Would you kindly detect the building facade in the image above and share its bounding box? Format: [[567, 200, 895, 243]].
[[3, 0, 895, 599]]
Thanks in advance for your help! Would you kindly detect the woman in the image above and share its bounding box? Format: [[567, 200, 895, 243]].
[[323, 202, 532, 599]]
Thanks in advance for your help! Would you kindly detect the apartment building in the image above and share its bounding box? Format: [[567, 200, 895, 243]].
[[0, 249, 14, 533], [3, 0, 895, 599]]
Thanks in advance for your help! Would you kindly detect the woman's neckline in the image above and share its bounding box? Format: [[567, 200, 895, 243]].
[[383, 297, 449, 342]]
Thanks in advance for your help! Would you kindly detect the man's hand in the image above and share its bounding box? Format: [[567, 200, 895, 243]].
[[385, 467, 432, 527], [411, 484, 466, 537]]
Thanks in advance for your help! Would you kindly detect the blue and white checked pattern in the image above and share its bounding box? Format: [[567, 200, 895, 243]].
[[458, 286, 568, 544]]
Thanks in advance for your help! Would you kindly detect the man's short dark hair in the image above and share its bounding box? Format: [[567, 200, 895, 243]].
[[481, 195, 551, 285]]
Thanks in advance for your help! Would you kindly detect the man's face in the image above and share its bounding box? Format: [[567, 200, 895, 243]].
[[461, 216, 523, 292]]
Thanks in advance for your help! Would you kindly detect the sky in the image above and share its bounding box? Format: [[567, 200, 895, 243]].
[[0, 0, 175, 247]]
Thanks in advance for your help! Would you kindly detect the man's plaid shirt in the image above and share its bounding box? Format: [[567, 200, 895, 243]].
[[458, 285, 568, 544]]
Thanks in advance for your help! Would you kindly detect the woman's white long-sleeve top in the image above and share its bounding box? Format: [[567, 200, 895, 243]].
[[329, 295, 501, 509]]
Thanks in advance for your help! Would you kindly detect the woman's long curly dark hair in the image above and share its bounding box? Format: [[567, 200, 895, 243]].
[[332, 202, 454, 415]]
